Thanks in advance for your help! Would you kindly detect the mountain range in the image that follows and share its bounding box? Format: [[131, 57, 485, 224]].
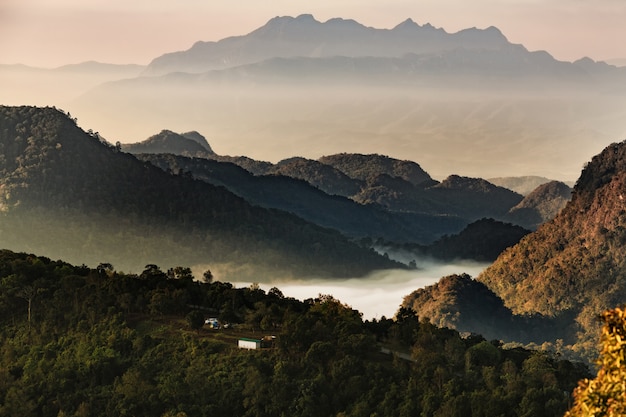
[[124, 128, 571, 242], [0, 106, 570, 279], [143, 14, 512, 75], [0, 106, 403, 278]]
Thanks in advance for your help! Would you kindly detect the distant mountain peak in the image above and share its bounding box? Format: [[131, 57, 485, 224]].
[[143, 14, 517, 75], [393, 18, 419, 30], [295, 13, 317, 22], [122, 130, 215, 156], [455, 25, 509, 44]]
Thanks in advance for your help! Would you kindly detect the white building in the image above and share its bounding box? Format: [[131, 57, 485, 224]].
[[238, 338, 262, 350]]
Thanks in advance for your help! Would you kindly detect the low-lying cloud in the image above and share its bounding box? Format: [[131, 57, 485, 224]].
[[232, 260, 489, 320]]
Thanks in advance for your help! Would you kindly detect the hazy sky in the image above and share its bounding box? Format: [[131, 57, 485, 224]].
[[2, 0, 626, 68]]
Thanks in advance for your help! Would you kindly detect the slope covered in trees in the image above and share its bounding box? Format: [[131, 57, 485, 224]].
[[478, 140, 626, 355], [138, 153, 467, 243], [504, 180, 572, 230], [0, 249, 590, 417], [405, 140, 626, 362], [565, 307, 626, 417], [0, 106, 399, 277]]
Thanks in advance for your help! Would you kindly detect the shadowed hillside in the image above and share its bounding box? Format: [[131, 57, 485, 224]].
[[0, 106, 401, 278], [504, 180, 572, 230]]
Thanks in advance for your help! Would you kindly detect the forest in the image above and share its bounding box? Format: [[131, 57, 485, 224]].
[[0, 249, 591, 417]]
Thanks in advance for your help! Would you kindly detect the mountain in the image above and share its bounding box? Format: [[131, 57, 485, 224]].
[[308, 155, 522, 221], [135, 153, 466, 243], [487, 176, 556, 196], [504, 181, 572, 230], [0, 105, 401, 278], [143, 14, 510, 76], [426, 175, 524, 219], [121, 129, 215, 157], [124, 131, 548, 243], [405, 140, 626, 360], [479, 140, 626, 318], [270, 157, 363, 197], [126, 129, 546, 243], [318, 153, 436, 187], [401, 273, 566, 344], [424, 218, 531, 262]]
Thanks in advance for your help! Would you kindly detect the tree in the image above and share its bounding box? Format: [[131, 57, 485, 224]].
[[565, 307, 626, 417], [202, 269, 213, 283], [167, 266, 194, 281], [15, 284, 40, 333], [186, 310, 205, 334]]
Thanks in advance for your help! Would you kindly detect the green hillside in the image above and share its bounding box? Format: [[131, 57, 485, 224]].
[[404, 140, 626, 362], [0, 249, 589, 416]]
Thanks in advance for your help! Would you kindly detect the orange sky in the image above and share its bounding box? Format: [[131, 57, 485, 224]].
[[1, 0, 626, 68]]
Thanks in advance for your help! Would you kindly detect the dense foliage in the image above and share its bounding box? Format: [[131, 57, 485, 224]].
[[0, 249, 590, 417], [402, 274, 576, 348], [565, 307, 626, 417], [478, 140, 626, 359]]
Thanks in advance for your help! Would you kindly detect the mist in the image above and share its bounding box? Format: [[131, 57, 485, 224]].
[[231, 260, 489, 320], [68, 75, 625, 181], [2, 58, 626, 181]]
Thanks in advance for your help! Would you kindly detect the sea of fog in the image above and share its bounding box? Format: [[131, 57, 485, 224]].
[[231, 261, 489, 320]]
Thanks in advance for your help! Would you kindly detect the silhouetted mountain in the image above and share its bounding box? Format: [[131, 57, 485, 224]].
[[487, 176, 555, 196], [319, 153, 436, 187], [376, 218, 531, 264], [427, 175, 524, 219], [425, 218, 531, 262], [144, 14, 510, 76], [0, 106, 401, 278], [504, 181, 572, 230], [122, 129, 215, 157], [270, 157, 362, 197], [136, 153, 466, 243], [126, 131, 547, 241]]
